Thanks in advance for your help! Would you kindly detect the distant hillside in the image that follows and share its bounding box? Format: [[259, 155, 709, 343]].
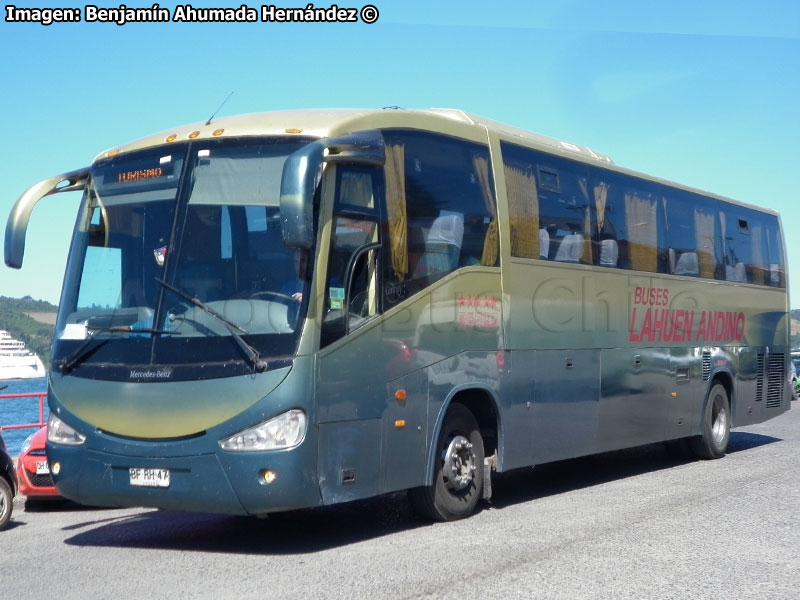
[[0, 295, 58, 367]]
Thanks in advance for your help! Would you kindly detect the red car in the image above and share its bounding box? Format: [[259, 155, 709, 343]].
[[16, 426, 60, 503]]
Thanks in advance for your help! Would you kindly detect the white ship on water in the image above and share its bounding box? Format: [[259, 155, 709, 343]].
[[0, 330, 45, 380]]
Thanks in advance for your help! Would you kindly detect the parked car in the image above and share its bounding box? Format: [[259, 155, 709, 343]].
[[1, 429, 18, 530], [17, 426, 61, 505], [792, 359, 799, 401]]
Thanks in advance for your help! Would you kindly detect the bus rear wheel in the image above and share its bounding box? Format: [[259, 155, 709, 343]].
[[409, 403, 484, 521], [690, 383, 730, 459]]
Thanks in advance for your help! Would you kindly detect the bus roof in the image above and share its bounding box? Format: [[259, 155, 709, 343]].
[[95, 107, 614, 163], [95, 107, 778, 217]]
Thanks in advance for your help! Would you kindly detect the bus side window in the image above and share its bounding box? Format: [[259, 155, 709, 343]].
[[661, 190, 719, 279], [502, 142, 592, 264], [321, 166, 382, 347], [763, 215, 785, 287], [587, 168, 663, 273], [720, 210, 762, 284], [381, 131, 497, 307]]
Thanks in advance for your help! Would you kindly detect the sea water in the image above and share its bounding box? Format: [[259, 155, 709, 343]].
[[0, 377, 48, 455]]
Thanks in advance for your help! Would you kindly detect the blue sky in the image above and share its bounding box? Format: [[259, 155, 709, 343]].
[[1, 0, 799, 306]]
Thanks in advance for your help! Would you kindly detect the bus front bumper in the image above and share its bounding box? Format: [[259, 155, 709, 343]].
[[49, 444, 321, 516]]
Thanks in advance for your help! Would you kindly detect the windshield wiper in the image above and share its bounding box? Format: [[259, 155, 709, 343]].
[[58, 331, 110, 373], [58, 325, 178, 373], [155, 278, 267, 371], [92, 325, 175, 335]]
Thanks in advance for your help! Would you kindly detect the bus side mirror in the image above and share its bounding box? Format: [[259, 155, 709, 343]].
[[5, 168, 89, 269], [279, 131, 384, 249]]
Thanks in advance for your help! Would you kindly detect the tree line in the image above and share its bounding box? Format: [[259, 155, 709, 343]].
[[0, 295, 58, 367]]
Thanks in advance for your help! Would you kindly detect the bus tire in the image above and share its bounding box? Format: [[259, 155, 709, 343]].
[[409, 403, 484, 521], [0, 476, 13, 530], [690, 383, 730, 460]]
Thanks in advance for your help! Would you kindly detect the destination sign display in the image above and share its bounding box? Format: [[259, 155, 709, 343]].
[[102, 155, 175, 187], [117, 167, 163, 183]]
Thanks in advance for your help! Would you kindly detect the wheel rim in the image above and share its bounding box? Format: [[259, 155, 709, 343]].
[[442, 434, 477, 493], [711, 394, 728, 444]]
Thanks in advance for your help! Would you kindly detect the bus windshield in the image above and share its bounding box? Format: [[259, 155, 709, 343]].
[[53, 137, 316, 380]]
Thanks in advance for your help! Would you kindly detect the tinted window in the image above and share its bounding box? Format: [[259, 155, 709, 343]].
[[321, 167, 382, 347], [762, 214, 785, 287], [588, 168, 662, 272], [382, 131, 497, 305], [661, 189, 721, 278], [502, 142, 592, 264], [720, 208, 785, 286]]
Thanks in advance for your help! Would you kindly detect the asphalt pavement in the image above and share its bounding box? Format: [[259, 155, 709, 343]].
[[2, 403, 798, 599]]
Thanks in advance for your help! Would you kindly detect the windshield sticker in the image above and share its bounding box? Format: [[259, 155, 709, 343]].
[[329, 287, 345, 310], [153, 246, 167, 267], [385, 281, 407, 304]]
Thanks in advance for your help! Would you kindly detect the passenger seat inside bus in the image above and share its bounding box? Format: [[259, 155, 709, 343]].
[[725, 262, 747, 282], [670, 249, 699, 276], [417, 214, 464, 276], [539, 228, 550, 259], [599, 238, 619, 267], [554, 233, 583, 263]]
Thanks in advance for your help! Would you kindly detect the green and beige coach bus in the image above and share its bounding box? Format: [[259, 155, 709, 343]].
[[5, 108, 791, 520]]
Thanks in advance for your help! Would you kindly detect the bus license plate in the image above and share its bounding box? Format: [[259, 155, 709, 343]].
[[129, 467, 170, 488], [36, 461, 50, 475]]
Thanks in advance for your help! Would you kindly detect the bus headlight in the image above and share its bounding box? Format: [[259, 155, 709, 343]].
[[219, 410, 307, 452], [47, 414, 86, 446]]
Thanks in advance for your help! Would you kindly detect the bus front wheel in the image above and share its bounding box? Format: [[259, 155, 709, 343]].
[[409, 403, 485, 521], [691, 383, 731, 459]]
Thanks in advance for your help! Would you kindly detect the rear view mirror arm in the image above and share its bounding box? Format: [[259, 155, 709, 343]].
[[5, 167, 89, 269]]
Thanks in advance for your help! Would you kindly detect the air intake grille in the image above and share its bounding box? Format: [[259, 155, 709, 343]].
[[766, 353, 785, 409], [702, 350, 711, 381], [756, 353, 765, 402], [26, 471, 54, 488]]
